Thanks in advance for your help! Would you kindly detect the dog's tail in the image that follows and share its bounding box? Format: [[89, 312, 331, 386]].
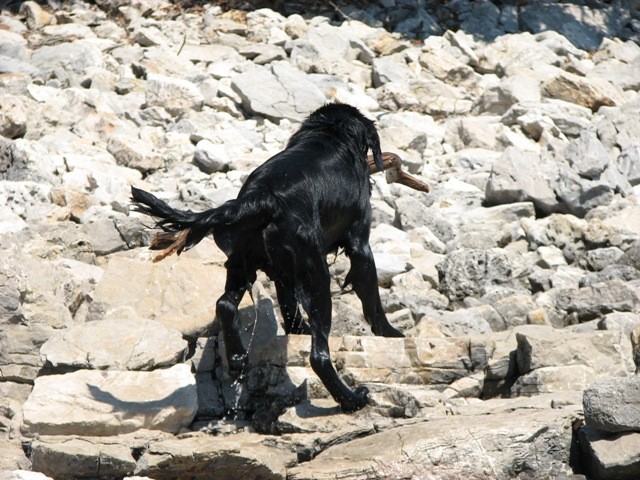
[[130, 186, 270, 261]]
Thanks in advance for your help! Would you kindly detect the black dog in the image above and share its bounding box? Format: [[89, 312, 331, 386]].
[[131, 103, 403, 412]]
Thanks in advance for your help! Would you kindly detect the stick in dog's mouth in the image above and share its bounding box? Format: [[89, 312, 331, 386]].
[[366, 152, 430, 193]]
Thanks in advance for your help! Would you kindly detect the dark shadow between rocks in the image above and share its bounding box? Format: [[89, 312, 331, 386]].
[[174, 0, 638, 48], [2, 0, 636, 51]]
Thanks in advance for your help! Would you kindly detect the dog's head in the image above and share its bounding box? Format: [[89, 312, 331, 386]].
[[290, 103, 385, 171]]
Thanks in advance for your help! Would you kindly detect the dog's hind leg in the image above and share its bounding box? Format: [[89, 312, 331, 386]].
[[295, 236, 369, 412], [275, 280, 310, 335], [345, 233, 404, 338], [217, 259, 256, 378]]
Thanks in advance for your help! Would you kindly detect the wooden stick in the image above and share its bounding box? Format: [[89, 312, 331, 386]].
[[367, 152, 430, 193]]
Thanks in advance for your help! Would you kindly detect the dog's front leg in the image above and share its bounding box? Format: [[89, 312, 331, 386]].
[[299, 255, 369, 413], [345, 235, 404, 338]]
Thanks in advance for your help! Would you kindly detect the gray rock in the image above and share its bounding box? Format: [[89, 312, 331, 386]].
[[290, 22, 364, 82], [554, 163, 616, 219], [537, 245, 567, 269], [31, 436, 137, 479], [80, 207, 128, 256], [0, 181, 56, 224], [556, 279, 639, 321], [598, 312, 640, 335], [516, 325, 634, 377], [135, 432, 296, 480], [413, 307, 493, 337], [20, 1, 54, 29], [376, 78, 472, 116], [372, 55, 414, 87], [521, 214, 587, 250], [136, 46, 201, 81], [107, 135, 163, 174], [492, 294, 536, 331], [578, 426, 640, 480], [21, 364, 197, 436], [502, 100, 593, 139], [617, 145, 640, 186], [193, 139, 231, 174], [145, 74, 204, 116], [485, 148, 559, 215], [438, 249, 513, 301], [564, 131, 610, 180], [476, 75, 541, 115], [30, 41, 104, 86], [288, 406, 579, 480], [580, 265, 640, 288], [511, 364, 598, 396], [418, 45, 476, 87], [88, 249, 228, 338], [584, 376, 640, 433], [0, 95, 27, 139], [40, 318, 188, 371], [395, 197, 453, 242], [457, 0, 503, 41], [444, 116, 503, 151], [476, 31, 559, 76], [3, 139, 59, 185], [231, 62, 326, 122], [585, 246, 624, 271], [520, 3, 624, 51], [195, 372, 224, 419], [0, 381, 31, 426], [0, 439, 30, 471], [385, 269, 449, 315], [191, 337, 216, 373], [595, 98, 640, 154]]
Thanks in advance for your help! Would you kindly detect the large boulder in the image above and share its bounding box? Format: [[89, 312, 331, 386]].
[[288, 406, 579, 479], [87, 248, 232, 339], [21, 364, 197, 436], [437, 249, 513, 301], [134, 432, 296, 480], [578, 426, 640, 480], [231, 62, 326, 121], [40, 318, 188, 371], [584, 376, 640, 433], [485, 148, 559, 215]]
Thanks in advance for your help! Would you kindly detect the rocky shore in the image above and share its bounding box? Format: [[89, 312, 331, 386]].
[[1, 0, 640, 478]]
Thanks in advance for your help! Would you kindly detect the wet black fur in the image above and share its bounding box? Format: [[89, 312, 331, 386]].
[[131, 103, 403, 412]]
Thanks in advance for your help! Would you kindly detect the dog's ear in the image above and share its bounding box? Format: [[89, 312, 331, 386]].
[[366, 122, 384, 172]]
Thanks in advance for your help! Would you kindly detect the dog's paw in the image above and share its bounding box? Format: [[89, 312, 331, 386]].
[[227, 352, 248, 379], [340, 386, 370, 413], [382, 326, 405, 338]]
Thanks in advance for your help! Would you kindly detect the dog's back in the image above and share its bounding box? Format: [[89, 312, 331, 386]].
[[221, 103, 379, 260]]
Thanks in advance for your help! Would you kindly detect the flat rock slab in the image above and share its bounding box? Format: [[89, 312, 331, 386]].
[[0, 438, 31, 471], [30, 431, 170, 479], [583, 375, 640, 433], [40, 318, 188, 371], [579, 426, 640, 480], [516, 325, 634, 377], [21, 364, 197, 436], [231, 61, 325, 122], [288, 406, 580, 480], [135, 432, 296, 480], [88, 253, 230, 338]]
